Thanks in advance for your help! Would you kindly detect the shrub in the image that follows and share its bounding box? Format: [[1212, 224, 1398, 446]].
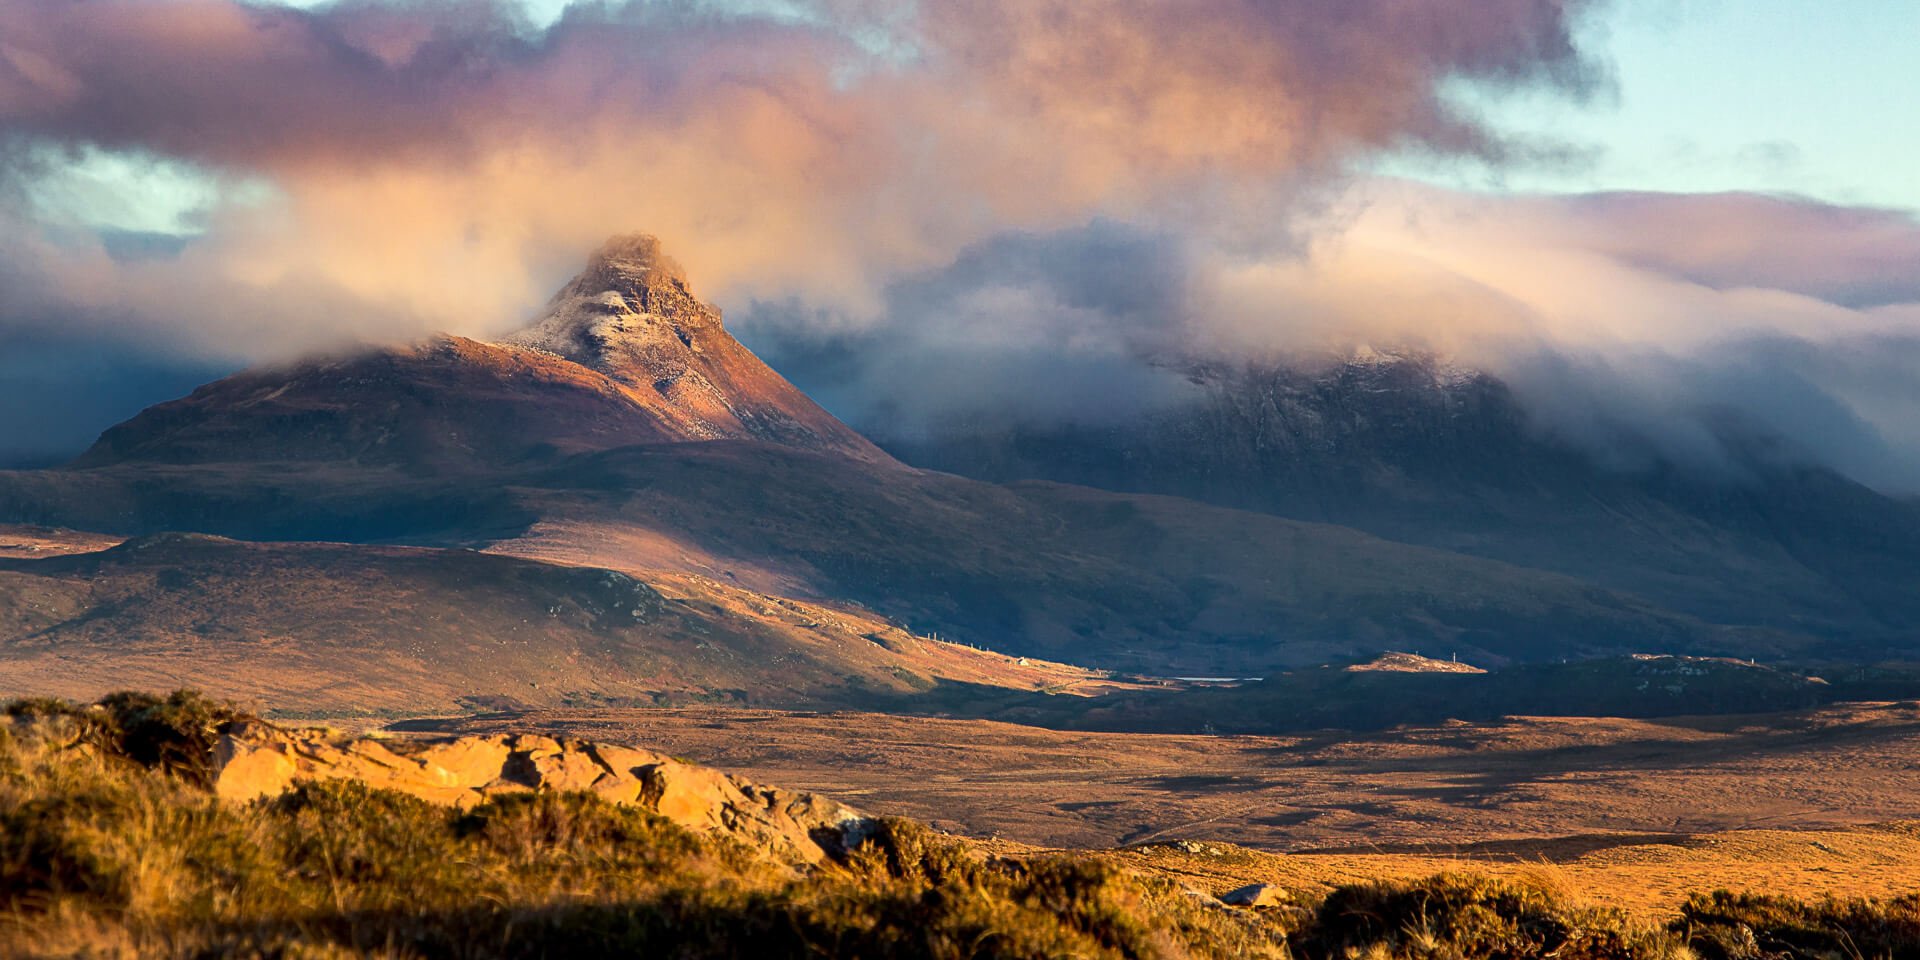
[[5, 688, 254, 786], [1296, 873, 1667, 960], [0, 693, 1286, 958], [1679, 890, 1920, 960]]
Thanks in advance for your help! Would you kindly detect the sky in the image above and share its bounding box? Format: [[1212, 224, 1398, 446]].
[[0, 0, 1916, 488], [1395, 0, 1920, 210]]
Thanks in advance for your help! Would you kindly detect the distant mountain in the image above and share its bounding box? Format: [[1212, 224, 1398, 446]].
[[879, 351, 1920, 652], [0, 239, 1868, 695]]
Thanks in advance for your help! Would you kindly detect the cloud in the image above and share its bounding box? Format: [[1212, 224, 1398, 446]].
[[1496, 335, 1920, 492], [747, 185, 1920, 493], [17, 0, 1915, 496], [1190, 183, 1920, 357], [1225, 187, 1920, 492], [0, 0, 1603, 346], [738, 221, 1204, 434], [1546, 192, 1920, 309]]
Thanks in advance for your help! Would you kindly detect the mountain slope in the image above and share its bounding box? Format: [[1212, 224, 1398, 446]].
[[74, 336, 681, 471], [1, 436, 1766, 675], [493, 441, 1783, 672], [0, 532, 1107, 714], [879, 352, 1920, 644]]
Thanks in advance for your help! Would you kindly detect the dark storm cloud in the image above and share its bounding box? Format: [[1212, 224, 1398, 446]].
[[0, 0, 1601, 174], [0, 0, 1608, 324]]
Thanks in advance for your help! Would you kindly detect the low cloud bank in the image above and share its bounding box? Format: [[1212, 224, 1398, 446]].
[[745, 186, 1920, 493]]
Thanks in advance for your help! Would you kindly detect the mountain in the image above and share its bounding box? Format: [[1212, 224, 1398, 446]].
[[504, 235, 886, 461], [0, 237, 1847, 691], [878, 351, 1920, 652], [76, 235, 887, 472]]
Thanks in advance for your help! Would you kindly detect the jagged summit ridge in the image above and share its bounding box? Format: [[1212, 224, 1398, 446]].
[[497, 233, 887, 459], [503, 233, 718, 375], [585, 233, 688, 286]]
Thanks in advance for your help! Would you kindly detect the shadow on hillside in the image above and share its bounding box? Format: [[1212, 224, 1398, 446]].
[[831, 675, 1920, 814], [1295, 831, 1695, 861]]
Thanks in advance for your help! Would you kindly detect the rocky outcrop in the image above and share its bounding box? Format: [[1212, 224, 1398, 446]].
[[212, 722, 872, 866]]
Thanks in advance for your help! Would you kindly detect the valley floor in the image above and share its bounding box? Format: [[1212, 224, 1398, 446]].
[[393, 701, 1920, 916]]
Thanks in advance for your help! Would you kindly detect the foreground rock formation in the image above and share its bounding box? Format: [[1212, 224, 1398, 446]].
[[211, 722, 873, 866]]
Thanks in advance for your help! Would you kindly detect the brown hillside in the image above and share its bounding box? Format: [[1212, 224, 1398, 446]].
[[0, 532, 1113, 715]]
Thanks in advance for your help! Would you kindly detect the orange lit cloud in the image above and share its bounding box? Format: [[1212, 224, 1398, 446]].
[[0, 0, 1602, 353]]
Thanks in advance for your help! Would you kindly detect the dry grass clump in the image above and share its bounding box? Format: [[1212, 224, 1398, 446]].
[[3, 689, 251, 786], [833, 818, 1287, 958]]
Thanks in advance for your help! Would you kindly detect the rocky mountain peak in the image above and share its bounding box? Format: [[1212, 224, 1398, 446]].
[[566, 233, 694, 304], [592, 232, 686, 280], [494, 232, 891, 460], [503, 233, 720, 371]]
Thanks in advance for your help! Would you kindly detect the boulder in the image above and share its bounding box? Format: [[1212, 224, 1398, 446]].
[[211, 738, 298, 803], [414, 736, 512, 787], [1220, 883, 1290, 908], [528, 747, 606, 792]]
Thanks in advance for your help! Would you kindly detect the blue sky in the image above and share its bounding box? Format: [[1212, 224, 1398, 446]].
[[1398, 0, 1919, 211]]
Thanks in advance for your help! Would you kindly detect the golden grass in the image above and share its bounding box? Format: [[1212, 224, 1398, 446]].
[[10, 692, 1920, 959]]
